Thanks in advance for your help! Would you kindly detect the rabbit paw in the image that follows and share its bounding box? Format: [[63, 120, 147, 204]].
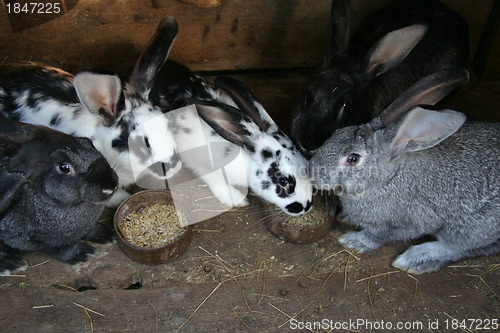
[[392, 242, 451, 274], [49, 243, 96, 264], [0, 254, 28, 275], [211, 185, 249, 207], [338, 231, 382, 253]]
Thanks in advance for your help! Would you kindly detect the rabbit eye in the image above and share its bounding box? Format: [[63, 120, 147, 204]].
[[346, 154, 360, 166], [57, 163, 73, 175], [278, 177, 289, 187]]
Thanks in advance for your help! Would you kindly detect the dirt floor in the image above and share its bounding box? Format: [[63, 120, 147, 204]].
[[0, 69, 498, 332]]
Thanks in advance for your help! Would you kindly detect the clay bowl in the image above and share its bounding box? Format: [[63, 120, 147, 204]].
[[262, 194, 337, 244], [113, 190, 193, 265]]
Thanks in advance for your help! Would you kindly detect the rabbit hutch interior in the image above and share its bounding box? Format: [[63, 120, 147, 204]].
[[0, 0, 499, 332]]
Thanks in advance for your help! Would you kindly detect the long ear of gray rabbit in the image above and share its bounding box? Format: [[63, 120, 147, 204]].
[[373, 67, 470, 128], [129, 16, 178, 97], [384, 107, 467, 160]]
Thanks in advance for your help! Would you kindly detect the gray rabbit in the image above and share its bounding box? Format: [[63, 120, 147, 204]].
[[0, 116, 118, 274], [309, 68, 499, 274]]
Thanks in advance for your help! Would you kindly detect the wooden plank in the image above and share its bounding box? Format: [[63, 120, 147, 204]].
[[1, 271, 498, 333], [0, 0, 495, 73]]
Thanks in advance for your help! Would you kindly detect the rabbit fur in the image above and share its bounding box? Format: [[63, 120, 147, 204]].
[[0, 17, 181, 207], [291, 0, 469, 154], [0, 116, 118, 274], [309, 68, 499, 274], [167, 76, 313, 215]]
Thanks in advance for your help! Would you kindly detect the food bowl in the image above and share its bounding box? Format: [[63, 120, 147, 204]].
[[263, 194, 337, 244], [113, 190, 193, 264]]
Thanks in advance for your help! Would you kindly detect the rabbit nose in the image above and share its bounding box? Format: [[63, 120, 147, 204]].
[[285, 202, 305, 215]]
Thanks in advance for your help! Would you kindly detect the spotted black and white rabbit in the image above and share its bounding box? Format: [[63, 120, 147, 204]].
[[309, 68, 500, 274], [168, 76, 313, 216], [291, 0, 469, 154], [0, 116, 118, 274], [0, 17, 181, 207]]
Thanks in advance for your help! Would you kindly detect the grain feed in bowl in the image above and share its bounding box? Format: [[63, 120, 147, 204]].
[[263, 194, 337, 244], [119, 204, 188, 248]]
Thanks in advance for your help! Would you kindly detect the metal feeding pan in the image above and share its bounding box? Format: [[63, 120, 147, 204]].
[[113, 190, 193, 265]]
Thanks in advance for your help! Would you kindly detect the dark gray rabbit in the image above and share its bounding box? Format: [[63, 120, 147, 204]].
[[291, 0, 469, 154], [0, 116, 118, 274], [309, 68, 499, 274]]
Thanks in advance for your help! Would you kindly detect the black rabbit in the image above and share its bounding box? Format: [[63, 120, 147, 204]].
[[0, 116, 118, 274], [291, 0, 469, 155]]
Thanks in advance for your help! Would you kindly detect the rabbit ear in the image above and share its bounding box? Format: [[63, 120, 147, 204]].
[[384, 107, 466, 160], [0, 117, 35, 143], [214, 76, 275, 132], [73, 72, 122, 126], [365, 24, 428, 78], [0, 168, 27, 215], [129, 16, 178, 97], [376, 68, 470, 127], [194, 101, 256, 149], [324, 0, 351, 64], [0, 119, 36, 213]]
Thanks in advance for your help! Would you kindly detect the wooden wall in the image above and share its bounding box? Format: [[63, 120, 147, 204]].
[[0, 0, 497, 80]]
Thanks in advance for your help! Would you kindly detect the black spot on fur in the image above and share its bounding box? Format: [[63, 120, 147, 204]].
[[256, 170, 262, 177], [267, 162, 296, 198], [111, 123, 131, 152], [50, 114, 61, 126], [150, 61, 216, 112], [244, 143, 255, 154], [261, 149, 273, 160], [262, 181, 271, 190]]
